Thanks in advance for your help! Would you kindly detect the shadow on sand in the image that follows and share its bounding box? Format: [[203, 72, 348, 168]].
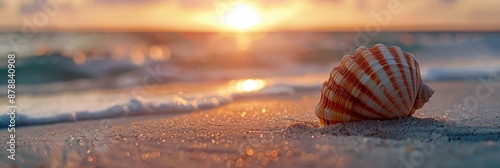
[[285, 117, 500, 142]]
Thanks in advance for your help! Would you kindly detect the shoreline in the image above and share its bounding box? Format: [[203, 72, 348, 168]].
[[1, 82, 499, 167]]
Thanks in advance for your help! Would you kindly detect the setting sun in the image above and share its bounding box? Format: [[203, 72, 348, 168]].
[[222, 3, 260, 30]]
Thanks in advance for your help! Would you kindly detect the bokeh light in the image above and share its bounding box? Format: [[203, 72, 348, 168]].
[[149, 45, 164, 60], [73, 50, 86, 64], [131, 47, 145, 65]]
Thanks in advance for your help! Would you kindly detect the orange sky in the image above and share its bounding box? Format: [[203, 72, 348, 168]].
[[1, 0, 500, 32]]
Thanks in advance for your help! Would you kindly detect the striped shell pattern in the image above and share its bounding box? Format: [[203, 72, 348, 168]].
[[316, 43, 434, 126]]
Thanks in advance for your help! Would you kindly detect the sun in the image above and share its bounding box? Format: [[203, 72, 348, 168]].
[[222, 3, 260, 30]]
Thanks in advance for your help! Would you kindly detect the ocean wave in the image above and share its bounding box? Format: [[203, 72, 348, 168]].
[[2, 65, 500, 127], [0, 78, 322, 127]]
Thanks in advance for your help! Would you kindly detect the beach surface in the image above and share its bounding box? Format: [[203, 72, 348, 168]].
[[1, 82, 500, 168]]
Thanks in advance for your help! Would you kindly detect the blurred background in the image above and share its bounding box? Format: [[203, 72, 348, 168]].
[[0, 0, 500, 94]]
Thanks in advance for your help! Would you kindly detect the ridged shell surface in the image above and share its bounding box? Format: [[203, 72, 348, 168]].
[[316, 43, 434, 126]]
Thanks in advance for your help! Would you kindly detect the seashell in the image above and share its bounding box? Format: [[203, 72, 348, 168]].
[[315, 43, 434, 126]]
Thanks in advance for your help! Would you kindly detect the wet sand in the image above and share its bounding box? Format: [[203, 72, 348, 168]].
[[1, 82, 500, 168]]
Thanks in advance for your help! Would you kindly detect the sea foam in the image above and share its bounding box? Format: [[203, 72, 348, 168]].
[[0, 77, 321, 127]]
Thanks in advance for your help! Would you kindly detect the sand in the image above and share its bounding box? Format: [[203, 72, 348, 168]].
[[1, 82, 500, 168]]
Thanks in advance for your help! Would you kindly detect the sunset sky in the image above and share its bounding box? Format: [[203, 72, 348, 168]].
[[1, 0, 500, 32]]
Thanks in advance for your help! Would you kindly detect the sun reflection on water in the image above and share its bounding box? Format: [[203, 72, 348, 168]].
[[232, 79, 266, 93]]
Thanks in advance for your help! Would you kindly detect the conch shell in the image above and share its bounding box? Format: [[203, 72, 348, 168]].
[[316, 44, 434, 126]]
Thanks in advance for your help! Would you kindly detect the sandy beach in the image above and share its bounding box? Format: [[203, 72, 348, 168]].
[[1, 81, 499, 168]]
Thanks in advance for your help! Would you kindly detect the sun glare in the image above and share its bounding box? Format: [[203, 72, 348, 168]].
[[222, 4, 260, 30], [233, 79, 266, 93]]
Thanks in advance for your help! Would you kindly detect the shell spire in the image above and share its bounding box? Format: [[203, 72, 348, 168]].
[[410, 83, 434, 115], [315, 43, 434, 126]]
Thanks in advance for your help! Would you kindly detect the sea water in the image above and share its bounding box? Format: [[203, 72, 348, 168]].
[[1, 32, 499, 127]]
